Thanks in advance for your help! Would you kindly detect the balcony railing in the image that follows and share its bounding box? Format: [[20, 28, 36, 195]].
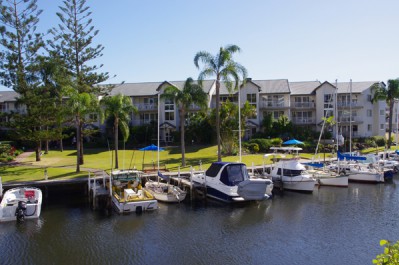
[[135, 103, 157, 111], [337, 117, 363, 123], [260, 101, 286, 108], [337, 102, 360, 108], [292, 102, 315, 108], [292, 118, 314, 124]]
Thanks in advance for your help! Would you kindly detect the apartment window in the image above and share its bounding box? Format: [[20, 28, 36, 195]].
[[368, 124, 372, 131], [164, 99, 175, 121], [140, 113, 157, 124], [247, 93, 257, 118], [380, 124, 385, 130], [380, 109, 385, 116], [89, 113, 98, 122], [324, 94, 333, 108], [367, 94, 372, 102], [0, 103, 6, 112], [263, 95, 284, 107], [367, 110, 372, 117]]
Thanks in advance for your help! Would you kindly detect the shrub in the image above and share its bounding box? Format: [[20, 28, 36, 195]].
[[373, 239, 399, 264], [372, 136, 386, 147]]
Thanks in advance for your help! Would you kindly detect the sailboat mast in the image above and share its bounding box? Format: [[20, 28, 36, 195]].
[[349, 79, 352, 154], [157, 92, 160, 172]]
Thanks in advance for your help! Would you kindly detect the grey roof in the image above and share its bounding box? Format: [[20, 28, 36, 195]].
[[0, 91, 19, 102], [109, 80, 215, 97], [289, 81, 321, 95], [253, 79, 290, 94], [335, 81, 379, 94]]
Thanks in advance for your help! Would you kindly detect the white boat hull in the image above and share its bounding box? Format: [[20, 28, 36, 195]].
[[279, 179, 317, 192], [348, 172, 384, 183], [0, 187, 42, 222], [317, 176, 349, 187], [145, 182, 187, 203]]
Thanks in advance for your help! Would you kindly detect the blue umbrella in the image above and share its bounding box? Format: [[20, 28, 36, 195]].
[[283, 139, 304, 145], [139, 144, 164, 151]]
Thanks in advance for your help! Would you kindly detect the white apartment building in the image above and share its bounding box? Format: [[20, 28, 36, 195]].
[[0, 79, 387, 143]]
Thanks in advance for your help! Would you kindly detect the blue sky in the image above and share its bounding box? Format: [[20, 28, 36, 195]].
[[2, 0, 399, 90]]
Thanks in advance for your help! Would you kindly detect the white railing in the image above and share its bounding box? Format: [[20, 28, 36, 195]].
[[292, 102, 315, 108]]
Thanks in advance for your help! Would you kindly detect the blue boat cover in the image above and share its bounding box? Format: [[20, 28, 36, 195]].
[[303, 162, 324, 168], [337, 151, 366, 161]]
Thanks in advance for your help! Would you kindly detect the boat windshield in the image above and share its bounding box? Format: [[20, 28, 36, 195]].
[[277, 168, 304, 177], [221, 164, 249, 186]]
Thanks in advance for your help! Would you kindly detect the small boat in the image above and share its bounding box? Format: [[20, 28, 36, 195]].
[[266, 147, 317, 192], [145, 172, 187, 203], [304, 163, 348, 187], [111, 170, 158, 214], [0, 187, 42, 222], [191, 162, 272, 203]]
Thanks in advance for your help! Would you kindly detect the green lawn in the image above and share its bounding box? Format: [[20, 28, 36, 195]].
[[0, 145, 338, 183]]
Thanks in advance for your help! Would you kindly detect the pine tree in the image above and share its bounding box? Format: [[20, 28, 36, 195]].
[[49, 0, 110, 171]]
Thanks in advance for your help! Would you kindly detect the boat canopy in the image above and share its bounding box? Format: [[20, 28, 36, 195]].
[[337, 151, 366, 161], [303, 162, 324, 168], [220, 164, 249, 186]]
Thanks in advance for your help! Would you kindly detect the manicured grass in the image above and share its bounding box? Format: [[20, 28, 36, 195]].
[[0, 145, 338, 183]]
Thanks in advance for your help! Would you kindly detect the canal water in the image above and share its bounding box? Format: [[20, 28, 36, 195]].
[[1, 178, 399, 265]]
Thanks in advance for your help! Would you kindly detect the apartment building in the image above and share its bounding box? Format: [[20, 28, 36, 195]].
[[0, 79, 387, 143]]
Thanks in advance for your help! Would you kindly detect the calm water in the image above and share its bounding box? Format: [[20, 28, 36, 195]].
[[1, 178, 399, 265]]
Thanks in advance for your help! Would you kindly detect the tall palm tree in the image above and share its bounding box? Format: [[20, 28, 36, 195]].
[[67, 92, 99, 172], [100, 94, 137, 169], [161, 78, 208, 166], [194, 45, 247, 161], [371, 80, 399, 148]]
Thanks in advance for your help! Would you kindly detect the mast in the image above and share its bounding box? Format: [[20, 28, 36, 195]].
[[349, 79, 352, 154], [157, 92, 160, 176], [238, 84, 242, 162]]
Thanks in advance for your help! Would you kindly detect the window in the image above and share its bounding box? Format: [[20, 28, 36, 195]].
[[367, 94, 372, 102], [263, 95, 284, 107], [246, 93, 257, 118], [324, 94, 333, 109], [368, 124, 372, 131], [380, 109, 385, 116], [164, 99, 175, 121], [380, 124, 385, 130], [140, 113, 157, 124], [367, 110, 372, 117], [89, 113, 98, 122]]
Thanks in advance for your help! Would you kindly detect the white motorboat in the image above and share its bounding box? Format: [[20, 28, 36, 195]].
[[304, 163, 348, 187], [0, 187, 42, 222], [191, 162, 272, 203], [145, 173, 187, 203], [111, 170, 158, 214], [266, 147, 317, 192]]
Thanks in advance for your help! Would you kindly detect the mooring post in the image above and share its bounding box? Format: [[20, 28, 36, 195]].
[[178, 166, 181, 187], [0, 176, 3, 198], [88, 172, 91, 195], [93, 177, 97, 210], [190, 166, 193, 202]]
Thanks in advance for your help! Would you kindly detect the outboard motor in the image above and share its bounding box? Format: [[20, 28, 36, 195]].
[[15, 201, 27, 222]]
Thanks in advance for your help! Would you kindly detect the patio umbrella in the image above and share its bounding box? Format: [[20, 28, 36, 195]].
[[139, 144, 164, 151], [283, 138, 304, 145], [139, 144, 164, 169]]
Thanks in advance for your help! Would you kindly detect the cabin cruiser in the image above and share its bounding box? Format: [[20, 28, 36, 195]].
[[191, 162, 272, 203], [265, 147, 317, 192], [111, 170, 158, 214], [0, 187, 42, 222]]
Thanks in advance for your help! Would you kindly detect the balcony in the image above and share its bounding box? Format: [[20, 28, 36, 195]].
[[292, 118, 314, 124], [259, 101, 287, 109], [337, 102, 361, 109], [135, 103, 157, 111], [337, 117, 363, 124], [291, 102, 315, 109]]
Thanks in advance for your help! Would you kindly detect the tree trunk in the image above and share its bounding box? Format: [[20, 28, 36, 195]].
[[35, 141, 41, 162], [180, 109, 186, 166], [216, 78, 221, 162], [76, 116, 81, 172], [79, 121, 84, 165], [114, 119, 119, 169], [59, 138, 63, 152]]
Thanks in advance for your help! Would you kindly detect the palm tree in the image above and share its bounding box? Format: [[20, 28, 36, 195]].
[[371, 80, 399, 148], [161, 78, 208, 166], [100, 94, 137, 169], [67, 92, 99, 172], [194, 45, 247, 161]]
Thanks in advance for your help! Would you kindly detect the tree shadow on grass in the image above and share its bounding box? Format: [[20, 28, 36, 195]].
[[167, 145, 213, 155]]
